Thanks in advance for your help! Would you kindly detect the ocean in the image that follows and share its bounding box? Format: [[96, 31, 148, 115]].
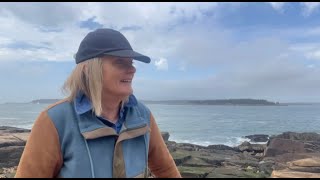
[[1, 103, 319, 147]]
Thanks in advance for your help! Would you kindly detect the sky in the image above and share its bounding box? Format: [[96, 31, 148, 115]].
[[0, 2, 320, 103]]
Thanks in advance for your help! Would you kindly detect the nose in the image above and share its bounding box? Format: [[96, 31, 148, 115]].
[[127, 64, 136, 74]]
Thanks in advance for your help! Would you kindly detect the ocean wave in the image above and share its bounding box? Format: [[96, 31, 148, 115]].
[[21, 111, 39, 114], [171, 139, 213, 147], [224, 137, 251, 147], [169, 136, 267, 147], [0, 117, 20, 120]]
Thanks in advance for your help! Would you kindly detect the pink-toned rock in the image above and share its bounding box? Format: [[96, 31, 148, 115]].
[[292, 158, 320, 167], [271, 169, 320, 178]]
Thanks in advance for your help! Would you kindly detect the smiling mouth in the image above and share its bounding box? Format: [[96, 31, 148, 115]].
[[120, 80, 132, 83]]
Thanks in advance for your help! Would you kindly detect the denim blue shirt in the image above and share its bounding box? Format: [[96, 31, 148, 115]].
[[74, 92, 138, 134]]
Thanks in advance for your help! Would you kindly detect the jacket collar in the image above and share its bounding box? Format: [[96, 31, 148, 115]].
[[73, 92, 145, 139], [74, 92, 138, 115]]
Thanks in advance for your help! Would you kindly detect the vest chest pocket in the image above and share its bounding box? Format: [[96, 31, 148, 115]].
[[120, 135, 148, 178]]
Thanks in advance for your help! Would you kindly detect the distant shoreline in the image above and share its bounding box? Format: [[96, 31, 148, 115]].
[[2, 98, 320, 106]]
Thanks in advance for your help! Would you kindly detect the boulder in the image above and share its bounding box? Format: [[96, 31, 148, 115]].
[[238, 141, 265, 154], [245, 134, 269, 143], [0, 146, 24, 168], [0, 126, 30, 134], [271, 131, 320, 142], [161, 132, 170, 141], [258, 160, 274, 175], [264, 138, 305, 157], [207, 144, 238, 152], [0, 127, 30, 169]]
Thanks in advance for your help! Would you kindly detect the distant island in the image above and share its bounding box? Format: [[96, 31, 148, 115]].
[[4, 98, 316, 106], [30, 99, 61, 104], [27, 98, 281, 106], [142, 99, 281, 106]]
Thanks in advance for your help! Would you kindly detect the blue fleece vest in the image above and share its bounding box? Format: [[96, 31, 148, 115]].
[[47, 100, 151, 178]]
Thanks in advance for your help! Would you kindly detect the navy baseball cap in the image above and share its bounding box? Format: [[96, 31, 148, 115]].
[[74, 28, 151, 64]]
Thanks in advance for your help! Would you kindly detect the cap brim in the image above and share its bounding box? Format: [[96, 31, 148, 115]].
[[103, 50, 151, 63]]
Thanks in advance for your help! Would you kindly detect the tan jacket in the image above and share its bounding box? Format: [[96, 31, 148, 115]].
[[15, 100, 181, 178]]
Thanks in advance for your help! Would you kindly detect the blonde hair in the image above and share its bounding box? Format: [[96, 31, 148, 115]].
[[62, 57, 129, 116], [63, 57, 103, 116]]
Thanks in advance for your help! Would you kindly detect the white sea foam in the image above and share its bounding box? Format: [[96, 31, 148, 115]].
[[170, 139, 216, 147], [170, 136, 268, 147], [225, 137, 251, 147], [21, 111, 39, 114], [0, 117, 20, 120]]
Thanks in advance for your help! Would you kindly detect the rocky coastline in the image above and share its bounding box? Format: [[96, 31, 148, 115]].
[[1, 126, 320, 178]]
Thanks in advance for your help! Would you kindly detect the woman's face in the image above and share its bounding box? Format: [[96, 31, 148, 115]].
[[101, 56, 136, 98]]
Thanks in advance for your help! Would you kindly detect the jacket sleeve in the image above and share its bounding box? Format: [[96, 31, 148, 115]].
[[148, 113, 181, 178], [15, 111, 63, 178]]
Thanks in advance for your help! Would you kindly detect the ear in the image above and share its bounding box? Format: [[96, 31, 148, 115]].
[[82, 64, 88, 76]]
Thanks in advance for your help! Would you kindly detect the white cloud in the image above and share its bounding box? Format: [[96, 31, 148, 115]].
[[0, 11, 90, 62], [306, 50, 320, 60], [85, 2, 219, 28], [133, 63, 320, 102], [307, 64, 315, 68], [289, 43, 320, 61], [267, 2, 320, 16], [304, 26, 320, 36], [1, 2, 320, 102], [301, 2, 320, 17], [155, 57, 168, 71], [0, 37, 13, 45], [267, 2, 287, 12], [0, 2, 221, 64], [178, 63, 186, 71], [0, 2, 85, 28]]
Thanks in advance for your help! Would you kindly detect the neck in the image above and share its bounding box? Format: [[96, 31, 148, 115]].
[[100, 94, 123, 123]]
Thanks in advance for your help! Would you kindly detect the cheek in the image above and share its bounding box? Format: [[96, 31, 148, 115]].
[[103, 76, 118, 87], [103, 76, 125, 92]]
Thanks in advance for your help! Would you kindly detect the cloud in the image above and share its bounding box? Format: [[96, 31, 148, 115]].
[[306, 49, 320, 60], [0, 2, 221, 64], [0, 12, 90, 62], [79, 16, 103, 30], [301, 2, 320, 17], [134, 59, 320, 103], [307, 64, 315, 68], [0, 2, 84, 28], [0, 60, 73, 103], [178, 63, 186, 72], [1, 2, 320, 103], [289, 43, 320, 61], [80, 2, 219, 30], [154, 58, 169, 71], [131, 18, 320, 102], [267, 2, 320, 16], [4, 41, 51, 50], [267, 2, 287, 12]]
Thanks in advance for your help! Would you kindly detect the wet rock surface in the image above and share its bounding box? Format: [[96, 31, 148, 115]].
[[1, 127, 320, 178]]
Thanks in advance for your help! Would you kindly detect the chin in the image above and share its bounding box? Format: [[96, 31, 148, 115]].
[[118, 90, 133, 97]]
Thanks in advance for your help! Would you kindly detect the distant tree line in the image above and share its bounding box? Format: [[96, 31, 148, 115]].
[[30, 98, 279, 105], [143, 99, 279, 105]]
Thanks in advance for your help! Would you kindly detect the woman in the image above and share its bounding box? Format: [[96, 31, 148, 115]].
[[15, 28, 181, 178]]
